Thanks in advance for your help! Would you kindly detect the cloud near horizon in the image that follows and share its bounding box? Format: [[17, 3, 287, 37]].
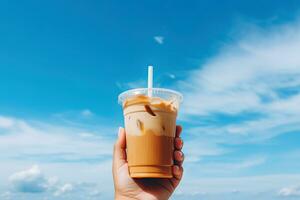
[[7, 165, 103, 199], [278, 185, 300, 197], [9, 165, 50, 193], [0, 113, 115, 199]]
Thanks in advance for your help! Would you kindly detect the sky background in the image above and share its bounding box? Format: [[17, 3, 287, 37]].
[[1, 0, 300, 199]]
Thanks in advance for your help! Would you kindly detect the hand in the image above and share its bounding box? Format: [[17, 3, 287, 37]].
[[113, 126, 184, 200]]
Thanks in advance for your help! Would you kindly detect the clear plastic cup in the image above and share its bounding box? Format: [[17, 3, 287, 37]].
[[118, 88, 183, 178]]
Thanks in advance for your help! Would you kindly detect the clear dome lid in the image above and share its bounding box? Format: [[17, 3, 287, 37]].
[[118, 88, 183, 107]]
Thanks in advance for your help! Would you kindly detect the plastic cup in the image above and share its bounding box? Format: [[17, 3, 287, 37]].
[[118, 88, 183, 178]]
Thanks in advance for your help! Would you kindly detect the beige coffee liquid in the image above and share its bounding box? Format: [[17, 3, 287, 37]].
[[123, 95, 177, 178]]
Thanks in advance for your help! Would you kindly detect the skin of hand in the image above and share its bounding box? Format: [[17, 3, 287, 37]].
[[113, 126, 184, 200]]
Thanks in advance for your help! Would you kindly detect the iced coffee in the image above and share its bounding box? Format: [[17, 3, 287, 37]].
[[119, 88, 182, 178]]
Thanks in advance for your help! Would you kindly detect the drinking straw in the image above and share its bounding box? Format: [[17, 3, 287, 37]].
[[148, 65, 153, 97]]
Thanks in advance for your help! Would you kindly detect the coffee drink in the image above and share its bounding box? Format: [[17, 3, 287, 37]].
[[121, 93, 179, 178]]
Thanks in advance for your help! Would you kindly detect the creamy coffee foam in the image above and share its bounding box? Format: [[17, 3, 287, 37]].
[[123, 95, 178, 114], [123, 95, 177, 137]]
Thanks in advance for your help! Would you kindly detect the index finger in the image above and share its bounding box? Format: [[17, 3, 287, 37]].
[[175, 125, 182, 137]]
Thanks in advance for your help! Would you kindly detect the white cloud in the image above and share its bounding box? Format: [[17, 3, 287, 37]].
[[7, 164, 105, 198], [179, 19, 300, 145], [89, 189, 101, 197], [154, 36, 164, 44], [179, 174, 300, 196], [0, 115, 115, 199], [0, 191, 11, 199], [78, 132, 95, 138], [181, 19, 300, 115], [231, 189, 240, 194], [184, 139, 228, 162], [9, 165, 50, 193], [0, 116, 114, 162], [53, 183, 73, 196], [168, 73, 176, 79], [81, 109, 93, 117], [184, 156, 266, 178], [212, 156, 265, 170], [0, 116, 14, 128], [278, 185, 300, 197]]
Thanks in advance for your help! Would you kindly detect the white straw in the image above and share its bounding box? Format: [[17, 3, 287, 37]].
[[148, 65, 153, 97]]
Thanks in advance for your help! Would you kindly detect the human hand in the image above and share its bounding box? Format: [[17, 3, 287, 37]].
[[113, 126, 184, 200]]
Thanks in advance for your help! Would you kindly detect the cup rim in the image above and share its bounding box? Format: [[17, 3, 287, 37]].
[[118, 88, 183, 105]]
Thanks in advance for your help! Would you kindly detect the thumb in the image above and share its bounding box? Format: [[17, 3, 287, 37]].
[[113, 127, 127, 172]]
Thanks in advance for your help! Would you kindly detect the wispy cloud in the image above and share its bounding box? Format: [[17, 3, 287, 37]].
[[53, 183, 73, 196], [184, 138, 228, 162], [184, 156, 266, 178], [179, 19, 300, 144], [0, 191, 11, 200], [154, 36, 164, 44], [0, 116, 14, 128], [177, 174, 300, 198], [167, 73, 176, 79], [208, 156, 266, 170], [278, 185, 300, 197], [81, 109, 93, 117], [0, 115, 115, 163]]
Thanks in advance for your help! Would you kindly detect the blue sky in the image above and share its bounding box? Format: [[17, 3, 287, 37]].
[[1, 0, 300, 199]]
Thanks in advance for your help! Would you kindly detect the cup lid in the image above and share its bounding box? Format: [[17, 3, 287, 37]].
[[118, 88, 183, 105]]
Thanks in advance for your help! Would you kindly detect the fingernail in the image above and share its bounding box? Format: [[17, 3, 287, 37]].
[[118, 127, 122, 138]]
